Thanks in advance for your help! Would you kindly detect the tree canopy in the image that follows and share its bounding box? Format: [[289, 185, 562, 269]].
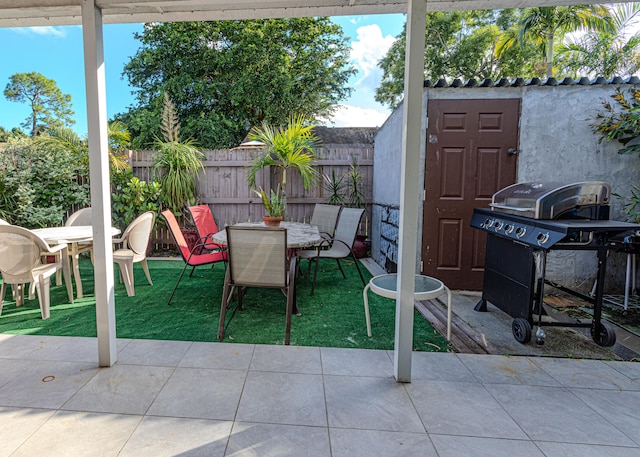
[[376, 6, 635, 110], [557, 3, 640, 78], [116, 18, 355, 149], [376, 10, 540, 109], [3, 72, 75, 137]]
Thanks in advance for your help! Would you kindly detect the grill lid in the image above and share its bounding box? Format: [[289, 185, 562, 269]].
[[490, 181, 611, 219]]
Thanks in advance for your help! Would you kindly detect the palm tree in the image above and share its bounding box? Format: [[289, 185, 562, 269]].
[[557, 3, 640, 78], [33, 122, 130, 172], [152, 93, 204, 216], [247, 114, 320, 216], [497, 5, 613, 78]]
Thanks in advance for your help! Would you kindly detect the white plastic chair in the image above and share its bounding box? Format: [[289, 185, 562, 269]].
[[112, 211, 155, 296], [0, 225, 74, 319]]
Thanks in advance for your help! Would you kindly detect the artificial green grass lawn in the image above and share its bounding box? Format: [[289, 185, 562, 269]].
[[0, 257, 450, 352]]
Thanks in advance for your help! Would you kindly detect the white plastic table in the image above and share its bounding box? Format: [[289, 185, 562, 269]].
[[363, 274, 452, 341], [34, 225, 121, 299]]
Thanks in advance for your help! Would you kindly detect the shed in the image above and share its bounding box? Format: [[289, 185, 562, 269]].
[[373, 76, 640, 293]]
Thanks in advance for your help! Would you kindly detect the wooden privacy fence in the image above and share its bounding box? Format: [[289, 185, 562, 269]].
[[130, 146, 373, 249]]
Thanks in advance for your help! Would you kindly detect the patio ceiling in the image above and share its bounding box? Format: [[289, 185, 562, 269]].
[[0, 0, 617, 27]]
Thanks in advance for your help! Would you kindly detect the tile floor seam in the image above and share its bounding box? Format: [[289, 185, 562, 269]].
[[566, 386, 640, 447], [479, 380, 536, 443], [56, 364, 106, 412], [113, 414, 145, 457], [140, 365, 177, 417], [454, 352, 491, 384], [400, 382, 429, 435]]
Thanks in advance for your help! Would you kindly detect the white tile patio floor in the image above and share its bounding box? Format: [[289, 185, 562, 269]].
[[0, 333, 639, 457]]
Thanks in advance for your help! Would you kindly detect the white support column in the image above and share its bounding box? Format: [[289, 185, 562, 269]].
[[81, 0, 117, 367], [394, 0, 427, 382]]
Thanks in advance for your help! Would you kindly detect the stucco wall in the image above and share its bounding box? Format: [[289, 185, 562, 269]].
[[373, 83, 640, 292]]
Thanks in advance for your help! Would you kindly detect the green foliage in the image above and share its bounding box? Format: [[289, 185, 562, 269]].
[[322, 157, 367, 208], [3, 72, 75, 136], [116, 18, 355, 149], [376, 6, 627, 109], [557, 3, 640, 78], [152, 94, 204, 216], [111, 169, 162, 231], [506, 5, 614, 77], [31, 123, 131, 173], [322, 169, 347, 206], [376, 10, 540, 109], [591, 88, 640, 156], [0, 137, 89, 228], [247, 114, 320, 192], [343, 156, 367, 209], [616, 185, 640, 224], [254, 185, 284, 217]]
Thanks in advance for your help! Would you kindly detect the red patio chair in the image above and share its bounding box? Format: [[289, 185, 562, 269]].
[[187, 204, 222, 252], [161, 210, 227, 305]]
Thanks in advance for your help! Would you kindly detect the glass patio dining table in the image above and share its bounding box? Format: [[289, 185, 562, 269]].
[[33, 225, 121, 299]]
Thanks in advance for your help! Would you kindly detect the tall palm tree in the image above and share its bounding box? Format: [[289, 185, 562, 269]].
[[152, 93, 204, 216], [247, 114, 320, 215], [497, 5, 614, 78], [558, 3, 640, 78], [33, 122, 130, 172]]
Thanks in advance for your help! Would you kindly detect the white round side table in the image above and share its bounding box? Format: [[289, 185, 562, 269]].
[[363, 274, 452, 341]]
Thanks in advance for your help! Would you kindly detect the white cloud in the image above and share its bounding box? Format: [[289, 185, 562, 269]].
[[14, 26, 66, 37], [323, 104, 390, 128], [350, 24, 396, 87]]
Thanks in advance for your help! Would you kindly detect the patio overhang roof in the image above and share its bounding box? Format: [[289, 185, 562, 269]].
[[0, 0, 616, 27], [0, 0, 627, 381]]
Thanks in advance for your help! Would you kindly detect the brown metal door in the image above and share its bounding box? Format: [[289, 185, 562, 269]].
[[422, 99, 519, 290]]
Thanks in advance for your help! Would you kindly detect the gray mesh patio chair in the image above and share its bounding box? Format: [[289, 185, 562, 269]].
[[310, 203, 341, 242], [298, 207, 366, 295], [217, 226, 298, 345]]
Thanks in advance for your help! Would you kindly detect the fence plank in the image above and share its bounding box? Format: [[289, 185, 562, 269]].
[[132, 146, 374, 245]]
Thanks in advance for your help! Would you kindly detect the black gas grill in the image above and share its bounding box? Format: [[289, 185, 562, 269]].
[[470, 181, 640, 346]]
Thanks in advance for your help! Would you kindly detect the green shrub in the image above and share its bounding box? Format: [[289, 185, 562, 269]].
[[0, 138, 89, 227], [111, 169, 162, 231]]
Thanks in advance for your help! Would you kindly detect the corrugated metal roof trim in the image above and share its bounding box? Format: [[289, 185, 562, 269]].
[[423, 75, 640, 88]]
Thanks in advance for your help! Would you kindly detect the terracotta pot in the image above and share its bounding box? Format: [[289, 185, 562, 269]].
[[353, 234, 370, 258], [263, 216, 283, 227]]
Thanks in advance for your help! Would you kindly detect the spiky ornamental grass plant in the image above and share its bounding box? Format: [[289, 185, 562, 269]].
[[247, 114, 320, 217], [152, 93, 204, 216]]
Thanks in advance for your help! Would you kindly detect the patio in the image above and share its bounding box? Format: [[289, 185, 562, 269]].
[[1, 333, 639, 456]]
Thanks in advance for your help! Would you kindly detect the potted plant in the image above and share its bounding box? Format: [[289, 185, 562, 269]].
[[246, 114, 320, 218], [254, 186, 285, 226]]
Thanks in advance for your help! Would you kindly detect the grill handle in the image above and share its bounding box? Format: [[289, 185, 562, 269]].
[[489, 203, 535, 213]]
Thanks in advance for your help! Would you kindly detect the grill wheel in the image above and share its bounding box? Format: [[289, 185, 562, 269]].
[[512, 318, 532, 344], [591, 321, 616, 347]]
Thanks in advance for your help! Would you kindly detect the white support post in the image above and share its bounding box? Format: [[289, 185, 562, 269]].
[[81, 0, 117, 367], [394, 0, 427, 382]]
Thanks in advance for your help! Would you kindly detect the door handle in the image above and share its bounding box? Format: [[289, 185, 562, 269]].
[[507, 148, 519, 155]]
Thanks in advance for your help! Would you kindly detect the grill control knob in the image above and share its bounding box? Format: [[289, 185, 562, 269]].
[[515, 227, 526, 238], [494, 221, 504, 230], [504, 224, 514, 234], [536, 232, 550, 245], [485, 219, 495, 228]]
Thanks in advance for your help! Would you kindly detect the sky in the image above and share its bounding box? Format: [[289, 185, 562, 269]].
[[0, 14, 405, 137]]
